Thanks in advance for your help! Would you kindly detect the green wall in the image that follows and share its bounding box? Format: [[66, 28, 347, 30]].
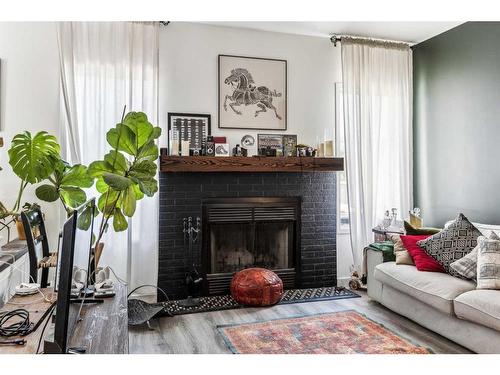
[[413, 22, 500, 227]]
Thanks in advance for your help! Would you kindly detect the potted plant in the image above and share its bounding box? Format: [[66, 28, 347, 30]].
[[6, 131, 93, 240], [88, 110, 161, 266], [7, 131, 61, 239]]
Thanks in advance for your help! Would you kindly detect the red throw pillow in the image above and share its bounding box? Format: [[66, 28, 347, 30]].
[[400, 235, 445, 273]]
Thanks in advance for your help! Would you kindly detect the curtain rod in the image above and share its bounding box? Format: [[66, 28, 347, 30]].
[[329, 34, 412, 47]]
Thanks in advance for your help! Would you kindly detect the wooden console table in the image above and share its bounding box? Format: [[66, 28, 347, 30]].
[[0, 284, 128, 354]]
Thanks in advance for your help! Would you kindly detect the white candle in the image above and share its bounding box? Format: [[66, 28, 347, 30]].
[[324, 140, 334, 157], [181, 141, 190, 156]]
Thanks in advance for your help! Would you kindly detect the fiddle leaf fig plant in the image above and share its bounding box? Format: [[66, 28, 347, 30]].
[[35, 160, 94, 214], [8, 131, 61, 213], [88, 111, 161, 248]]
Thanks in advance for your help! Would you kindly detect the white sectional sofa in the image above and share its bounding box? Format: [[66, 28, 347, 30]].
[[367, 222, 500, 354]]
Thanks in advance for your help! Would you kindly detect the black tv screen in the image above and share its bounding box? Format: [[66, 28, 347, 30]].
[[48, 198, 96, 353]]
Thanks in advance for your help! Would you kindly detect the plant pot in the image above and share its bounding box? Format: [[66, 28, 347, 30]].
[[15, 218, 26, 240]]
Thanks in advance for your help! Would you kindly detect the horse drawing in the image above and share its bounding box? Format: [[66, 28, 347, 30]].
[[223, 68, 282, 119]]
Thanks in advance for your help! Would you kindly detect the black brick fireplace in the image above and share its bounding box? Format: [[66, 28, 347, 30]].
[[158, 171, 337, 299]]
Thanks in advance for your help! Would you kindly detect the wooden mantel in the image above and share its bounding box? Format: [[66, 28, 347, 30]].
[[160, 155, 344, 173]]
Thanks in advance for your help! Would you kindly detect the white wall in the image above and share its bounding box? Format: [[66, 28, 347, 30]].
[[0, 22, 61, 249], [159, 22, 352, 282], [0, 21, 353, 284], [159, 22, 340, 147]]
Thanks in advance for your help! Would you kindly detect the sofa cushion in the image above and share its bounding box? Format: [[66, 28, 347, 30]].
[[477, 235, 500, 290], [450, 231, 500, 280], [400, 235, 445, 272], [404, 220, 441, 235], [454, 290, 500, 332], [389, 234, 414, 265], [374, 262, 476, 315], [418, 213, 481, 277]]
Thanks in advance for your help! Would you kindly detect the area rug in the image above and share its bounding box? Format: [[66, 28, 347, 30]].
[[162, 287, 360, 316], [217, 310, 432, 354]]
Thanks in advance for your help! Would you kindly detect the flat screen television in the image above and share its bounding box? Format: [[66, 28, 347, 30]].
[[45, 198, 96, 354], [54, 199, 96, 294]]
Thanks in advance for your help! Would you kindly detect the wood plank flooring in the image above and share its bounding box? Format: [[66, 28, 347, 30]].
[[128, 291, 472, 354]]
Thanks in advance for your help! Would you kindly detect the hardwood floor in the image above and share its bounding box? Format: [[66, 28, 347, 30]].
[[128, 291, 472, 354]]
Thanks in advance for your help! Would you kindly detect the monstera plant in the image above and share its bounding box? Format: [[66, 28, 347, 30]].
[[88, 111, 161, 259], [8, 131, 61, 214], [8, 131, 93, 217]]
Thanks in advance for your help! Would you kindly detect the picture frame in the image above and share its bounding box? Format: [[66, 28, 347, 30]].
[[214, 143, 230, 157], [167, 113, 211, 155], [282, 134, 298, 157], [218, 54, 287, 131], [257, 134, 284, 155]]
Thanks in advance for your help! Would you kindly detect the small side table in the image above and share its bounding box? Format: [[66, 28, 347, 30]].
[[372, 227, 404, 242]]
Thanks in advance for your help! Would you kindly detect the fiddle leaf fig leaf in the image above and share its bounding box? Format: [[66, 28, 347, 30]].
[[122, 185, 136, 217], [137, 141, 159, 162], [95, 177, 108, 193], [98, 189, 120, 216], [77, 204, 93, 231], [102, 172, 132, 191], [106, 123, 137, 156], [88, 160, 113, 178], [123, 112, 153, 149], [137, 177, 158, 197], [104, 150, 128, 175], [129, 160, 157, 180], [35, 184, 59, 202], [8, 131, 60, 183], [60, 164, 93, 188], [59, 186, 87, 209], [132, 183, 144, 200], [112, 208, 128, 232]]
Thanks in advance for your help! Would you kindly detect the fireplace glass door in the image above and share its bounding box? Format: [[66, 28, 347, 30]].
[[210, 221, 293, 274]]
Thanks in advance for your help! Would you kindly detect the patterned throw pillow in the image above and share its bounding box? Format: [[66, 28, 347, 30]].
[[417, 213, 481, 277], [450, 231, 500, 280], [389, 234, 415, 265], [477, 235, 500, 289]]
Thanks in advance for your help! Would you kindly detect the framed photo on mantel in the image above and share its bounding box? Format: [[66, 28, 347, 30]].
[[218, 54, 287, 131], [167, 113, 211, 155]]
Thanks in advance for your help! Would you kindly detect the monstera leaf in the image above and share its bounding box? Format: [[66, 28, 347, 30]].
[[8, 131, 60, 184]]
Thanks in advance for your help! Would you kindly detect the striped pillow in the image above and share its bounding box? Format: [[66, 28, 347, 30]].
[[450, 231, 500, 280], [477, 235, 500, 290]]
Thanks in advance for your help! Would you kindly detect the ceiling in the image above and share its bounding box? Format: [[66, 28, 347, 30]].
[[204, 22, 463, 44]]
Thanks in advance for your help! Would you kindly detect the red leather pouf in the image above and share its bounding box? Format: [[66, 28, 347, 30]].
[[231, 268, 284, 306]]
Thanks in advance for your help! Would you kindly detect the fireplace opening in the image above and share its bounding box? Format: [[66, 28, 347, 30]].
[[202, 197, 301, 295], [210, 221, 293, 273]]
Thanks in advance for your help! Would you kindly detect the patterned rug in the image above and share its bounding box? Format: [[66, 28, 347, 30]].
[[217, 310, 432, 354], [162, 287, 359, 316]]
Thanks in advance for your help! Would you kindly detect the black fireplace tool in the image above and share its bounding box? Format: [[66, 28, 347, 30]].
[[179, 217, 203, 308]]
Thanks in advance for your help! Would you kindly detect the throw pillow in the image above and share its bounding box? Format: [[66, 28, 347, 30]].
[[404, 221, 441, 235], [400, 235, 445, 272], [477, 235, 500, 290], [450, 231, 500, 280], [389, 234, 414, 265], [417, 213, 481, 276]]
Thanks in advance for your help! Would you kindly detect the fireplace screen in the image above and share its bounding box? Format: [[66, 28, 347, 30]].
[[210, 222, 293, 273]]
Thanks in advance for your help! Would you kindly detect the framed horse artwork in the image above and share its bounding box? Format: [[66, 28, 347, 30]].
[[218, 54, 287, 131]]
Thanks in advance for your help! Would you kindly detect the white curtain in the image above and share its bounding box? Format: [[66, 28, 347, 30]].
[[57, 22, 160, 292], [341, 37, 413, 270]]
